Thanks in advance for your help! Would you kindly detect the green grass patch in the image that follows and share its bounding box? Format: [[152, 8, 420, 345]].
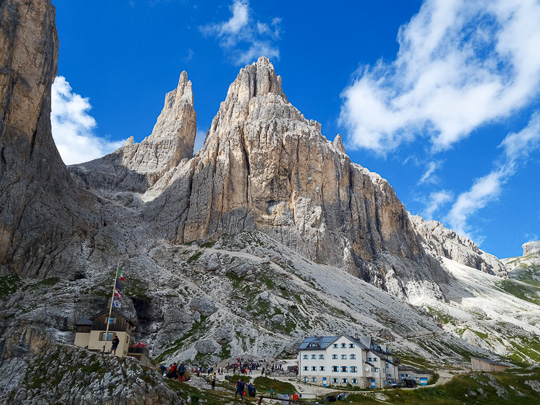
[[0, 274, 21, 300], [253, 376, 295, 394], [188, 251, 204, 263], [218, 344, 231, 359], [496, 279, 540, 305], [124, 277, 151, 300], [426, 306, 458, 325], [24, 277, 60, 291], [346, 372, 540, 404], [472, 330, 489, 339]]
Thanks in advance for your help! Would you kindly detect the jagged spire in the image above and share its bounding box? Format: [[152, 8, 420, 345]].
[[225, 56, 285, 104], [333, 134, 346, 154]]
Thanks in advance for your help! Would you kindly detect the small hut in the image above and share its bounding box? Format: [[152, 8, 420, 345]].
[[471, 357, 511, 372], [74, 309, 136, 356]]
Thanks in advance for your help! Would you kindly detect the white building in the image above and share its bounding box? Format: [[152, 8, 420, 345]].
[[297, 335, 399, 388]]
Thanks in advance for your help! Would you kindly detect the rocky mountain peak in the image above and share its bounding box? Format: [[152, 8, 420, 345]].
[[333, 133, 346, 154], [69, 70, 197, 192], [409, 215, 508, 277], [225, 56, 284, 104]]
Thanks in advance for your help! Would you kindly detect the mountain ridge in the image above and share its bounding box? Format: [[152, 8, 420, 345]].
[[3, 1, 540, 403]]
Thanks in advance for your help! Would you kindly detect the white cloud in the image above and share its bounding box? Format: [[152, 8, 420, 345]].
[[418, 160, 442, 185], [51, 76, 125, 165], [200, 0, 281, 65], [422, 190, 453, 220], [445, 112, 540, 239], [340, 0, 540, 154], [499, 111, 540, 164], [445, 170, 504, 238]]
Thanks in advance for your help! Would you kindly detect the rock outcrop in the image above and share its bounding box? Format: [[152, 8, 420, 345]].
[[143, 57, 448, 301], [523, 241, 540, 257], [1, 345, 184, 404], [409, 215, 507, 277], [70, 71, 196, 193], [0, 0, 97, 279], [502, 240, 540, 271]]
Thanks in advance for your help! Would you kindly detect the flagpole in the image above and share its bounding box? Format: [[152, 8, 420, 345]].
[[103, 260, 120, 354]]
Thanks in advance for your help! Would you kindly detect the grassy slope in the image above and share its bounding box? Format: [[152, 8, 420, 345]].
[[346, 370, 540, 405]]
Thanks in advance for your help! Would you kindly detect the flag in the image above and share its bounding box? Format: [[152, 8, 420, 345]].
[[115, 280, 122, 291], [116, 268, 124, 282], [113, 297, 122, 308], [114, 288, 122, 299]]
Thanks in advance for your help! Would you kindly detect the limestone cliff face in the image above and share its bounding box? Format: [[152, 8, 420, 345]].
[[0, 0, 96, 279], [144, 58, 448, 300], [70, 72, 196, 193], [410, 215, 508, 277]]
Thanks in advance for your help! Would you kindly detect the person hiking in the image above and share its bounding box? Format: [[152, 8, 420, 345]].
[[178, 363, 186, 381], [210, 372, 216, 390], [235, 378, 245, 400], [169, 363, 178, 380], [110, 334, 120, 355]]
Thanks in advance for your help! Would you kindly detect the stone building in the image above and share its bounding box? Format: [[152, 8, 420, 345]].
[[297, 335, 399, 388]]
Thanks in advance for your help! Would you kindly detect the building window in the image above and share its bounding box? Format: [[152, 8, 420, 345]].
[[387, 373, 392, 377], [311, 377, 317, 383], [352, 378, 358, 384], [303, 377, 308, 382], [100, 332, 113, 341], [350, 366, 357, 373], [332, 366, 338, 372], [320, 366, 325, 371], [333, 344, 338, 348], [332, 378, 338, 384], [341, 366, 347, 372], [332, 354, 338, 359], [341, 343, 347, 348], [342, 378, 348, 384], [374, 368, 379, 373], [303, 354, 308, 359], [341, 354, 347, 360], [311, 354, 317, 359], [319, 354, 324, 359], [349, 343, 354, 348], [303, 366, 308, 371], [312, 366, 317, 371], [350, 354, 356, 360]]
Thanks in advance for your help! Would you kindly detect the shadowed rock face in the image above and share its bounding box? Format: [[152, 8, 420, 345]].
[[0, 0, 96, 279], [143, 57, 448, 300]]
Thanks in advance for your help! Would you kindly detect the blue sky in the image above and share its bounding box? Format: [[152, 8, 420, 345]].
[[50, 0, 540, 259]]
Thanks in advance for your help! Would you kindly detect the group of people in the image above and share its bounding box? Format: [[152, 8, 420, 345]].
[[225, 358, 283, 376], [160, 362, 187, 381], [234, 378, 257, 400]]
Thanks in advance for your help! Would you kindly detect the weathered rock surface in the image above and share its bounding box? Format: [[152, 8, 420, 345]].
[[410, 215, 508, 277], [0, 345, 184, 404], [70, 71, 196, 193], [2, 1, 536, 401], [523, 241, 540, 257], [0, 0, 97, 279], [142, 57, 448, 301]]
